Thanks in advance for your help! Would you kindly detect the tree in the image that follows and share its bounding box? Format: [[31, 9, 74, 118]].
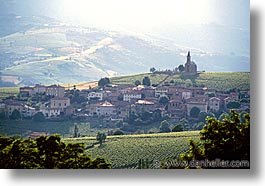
[[178, 110, 250, 169], [98, 77, 110, 88], [10, 109, 21, 120], [152, 109, 162, 120], [0, 111, 5, 119], [96, 132, 106, 146], [33, 112, 45, 122], [178, 64, 185, 72], [218, 112, 228, 121], [159, 95, 169, 106], [226, 101, 241, 109], [142, 76, 151, 86], [193, 122, 205, 130], [169, 80, 175, 84], [134, 80, 141, 86], [73, 125, 79, 138], [150, 67, 156, 73], [172, 124, 184, 132], [159, 120, 171, 133], [198, 111, 208, 122], [113, 130, 124, 135], [190, 107, 200, 118], [0, 135, 111, 169], [115, 120, 123, 128], [179, 118, 189, 131]]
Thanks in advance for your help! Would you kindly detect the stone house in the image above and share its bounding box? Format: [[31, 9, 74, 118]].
[[88, 101, 117, 117], [186, 102, 207, 116], [46, 84, 65, 97], [19, 87, 34, 97], [123, 90, 142, 102], [208, 97, 221, 112], [40, 107, 61, 118], [50, 97, 70, 111], [87, 91, 103, 101]]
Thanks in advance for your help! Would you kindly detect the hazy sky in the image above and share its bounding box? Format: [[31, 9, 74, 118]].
[[0, 0, 249, 31], [61, 0, 250, 30]]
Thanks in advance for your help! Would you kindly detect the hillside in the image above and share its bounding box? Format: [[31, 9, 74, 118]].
[[110, 72, 250, 91], [0, 15, 249, 87], [64, 131, 200, 169]]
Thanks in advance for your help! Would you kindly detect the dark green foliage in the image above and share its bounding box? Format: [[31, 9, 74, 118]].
[[0, 111, 5, 119], [10, 109, 21, 120], [159, 95, 169, 106], [137, 159, 150, 169], [193, 122, 205, 130], [0, 135, 111, 169], [150, 67, 156, 73], [73, 125, 79, 138], [206, 93, 216, 97], [178, 64, 185, 72], [33, 112, 45, 122], [96, 132, 106, 146], [142, 76, 151, 86], [98, 77, 110, 88], [226, 101, 240, 109], [152, 109, 162, 120], [178, 110, 250, 169], [190, 107, 200, 118], [134, 80, 141, 86], [159, 120, 171, 133], [115, 120, 123, 128], [113, 130, 124, 135], [198, 111, 208, 122], [172, 124, 183, 132], [218, 112, 228, 121]]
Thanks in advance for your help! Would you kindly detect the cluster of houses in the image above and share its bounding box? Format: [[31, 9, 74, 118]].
[[0, 52, 250, 122], [0, 84, 74, 119], [85, 84, 249, 122], [0, 79, 249, 122]]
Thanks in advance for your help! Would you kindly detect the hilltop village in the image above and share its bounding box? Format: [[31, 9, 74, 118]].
[[0, 52, 250, 134]]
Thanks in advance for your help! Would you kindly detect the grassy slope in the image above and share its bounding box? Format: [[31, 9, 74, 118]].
[[110, 72, 250, 91], [64, 131, 200, 169], [0, 87, 19, 100]]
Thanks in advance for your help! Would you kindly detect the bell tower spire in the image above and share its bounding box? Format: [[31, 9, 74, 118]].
[[187, 51, 191, 63]]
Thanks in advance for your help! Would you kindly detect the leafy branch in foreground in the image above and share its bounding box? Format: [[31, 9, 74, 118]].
[[0, 135, 111, 169], [163, 110, 250, 169]]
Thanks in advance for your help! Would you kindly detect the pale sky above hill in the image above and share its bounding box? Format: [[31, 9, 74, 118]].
[[60, 0, 249, 30], [0, 0, 249, 31]]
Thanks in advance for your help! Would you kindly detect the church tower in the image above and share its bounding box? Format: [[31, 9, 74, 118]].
[[184, 51, 197, 74], [187, 51, 191, 63]]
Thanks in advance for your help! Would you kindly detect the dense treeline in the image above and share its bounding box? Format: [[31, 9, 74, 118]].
[[163, 110, 250, 169], [0, 135, 110, 169]]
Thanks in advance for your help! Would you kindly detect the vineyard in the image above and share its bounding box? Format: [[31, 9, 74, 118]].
[[64, 131, 200, 169], [110, 72, 250, 91]]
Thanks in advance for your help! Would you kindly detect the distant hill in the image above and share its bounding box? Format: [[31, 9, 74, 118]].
[[0, 15, 250, 87]]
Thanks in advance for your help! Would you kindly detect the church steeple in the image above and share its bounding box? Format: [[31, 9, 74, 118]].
[[187, 51, 191, 63]]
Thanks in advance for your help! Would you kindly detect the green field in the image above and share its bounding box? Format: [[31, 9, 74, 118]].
[[110, 72, 250, 91], [0, 87, 19, 101], [111, 73, 168, 86], [0, 120, 74, 138], [64, 131, 200, 169]]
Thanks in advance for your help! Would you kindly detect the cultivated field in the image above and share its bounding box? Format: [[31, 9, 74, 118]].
[[110, 72, 250, 91], [0, 87, 19, 101], [64, 131, 200, 169]]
